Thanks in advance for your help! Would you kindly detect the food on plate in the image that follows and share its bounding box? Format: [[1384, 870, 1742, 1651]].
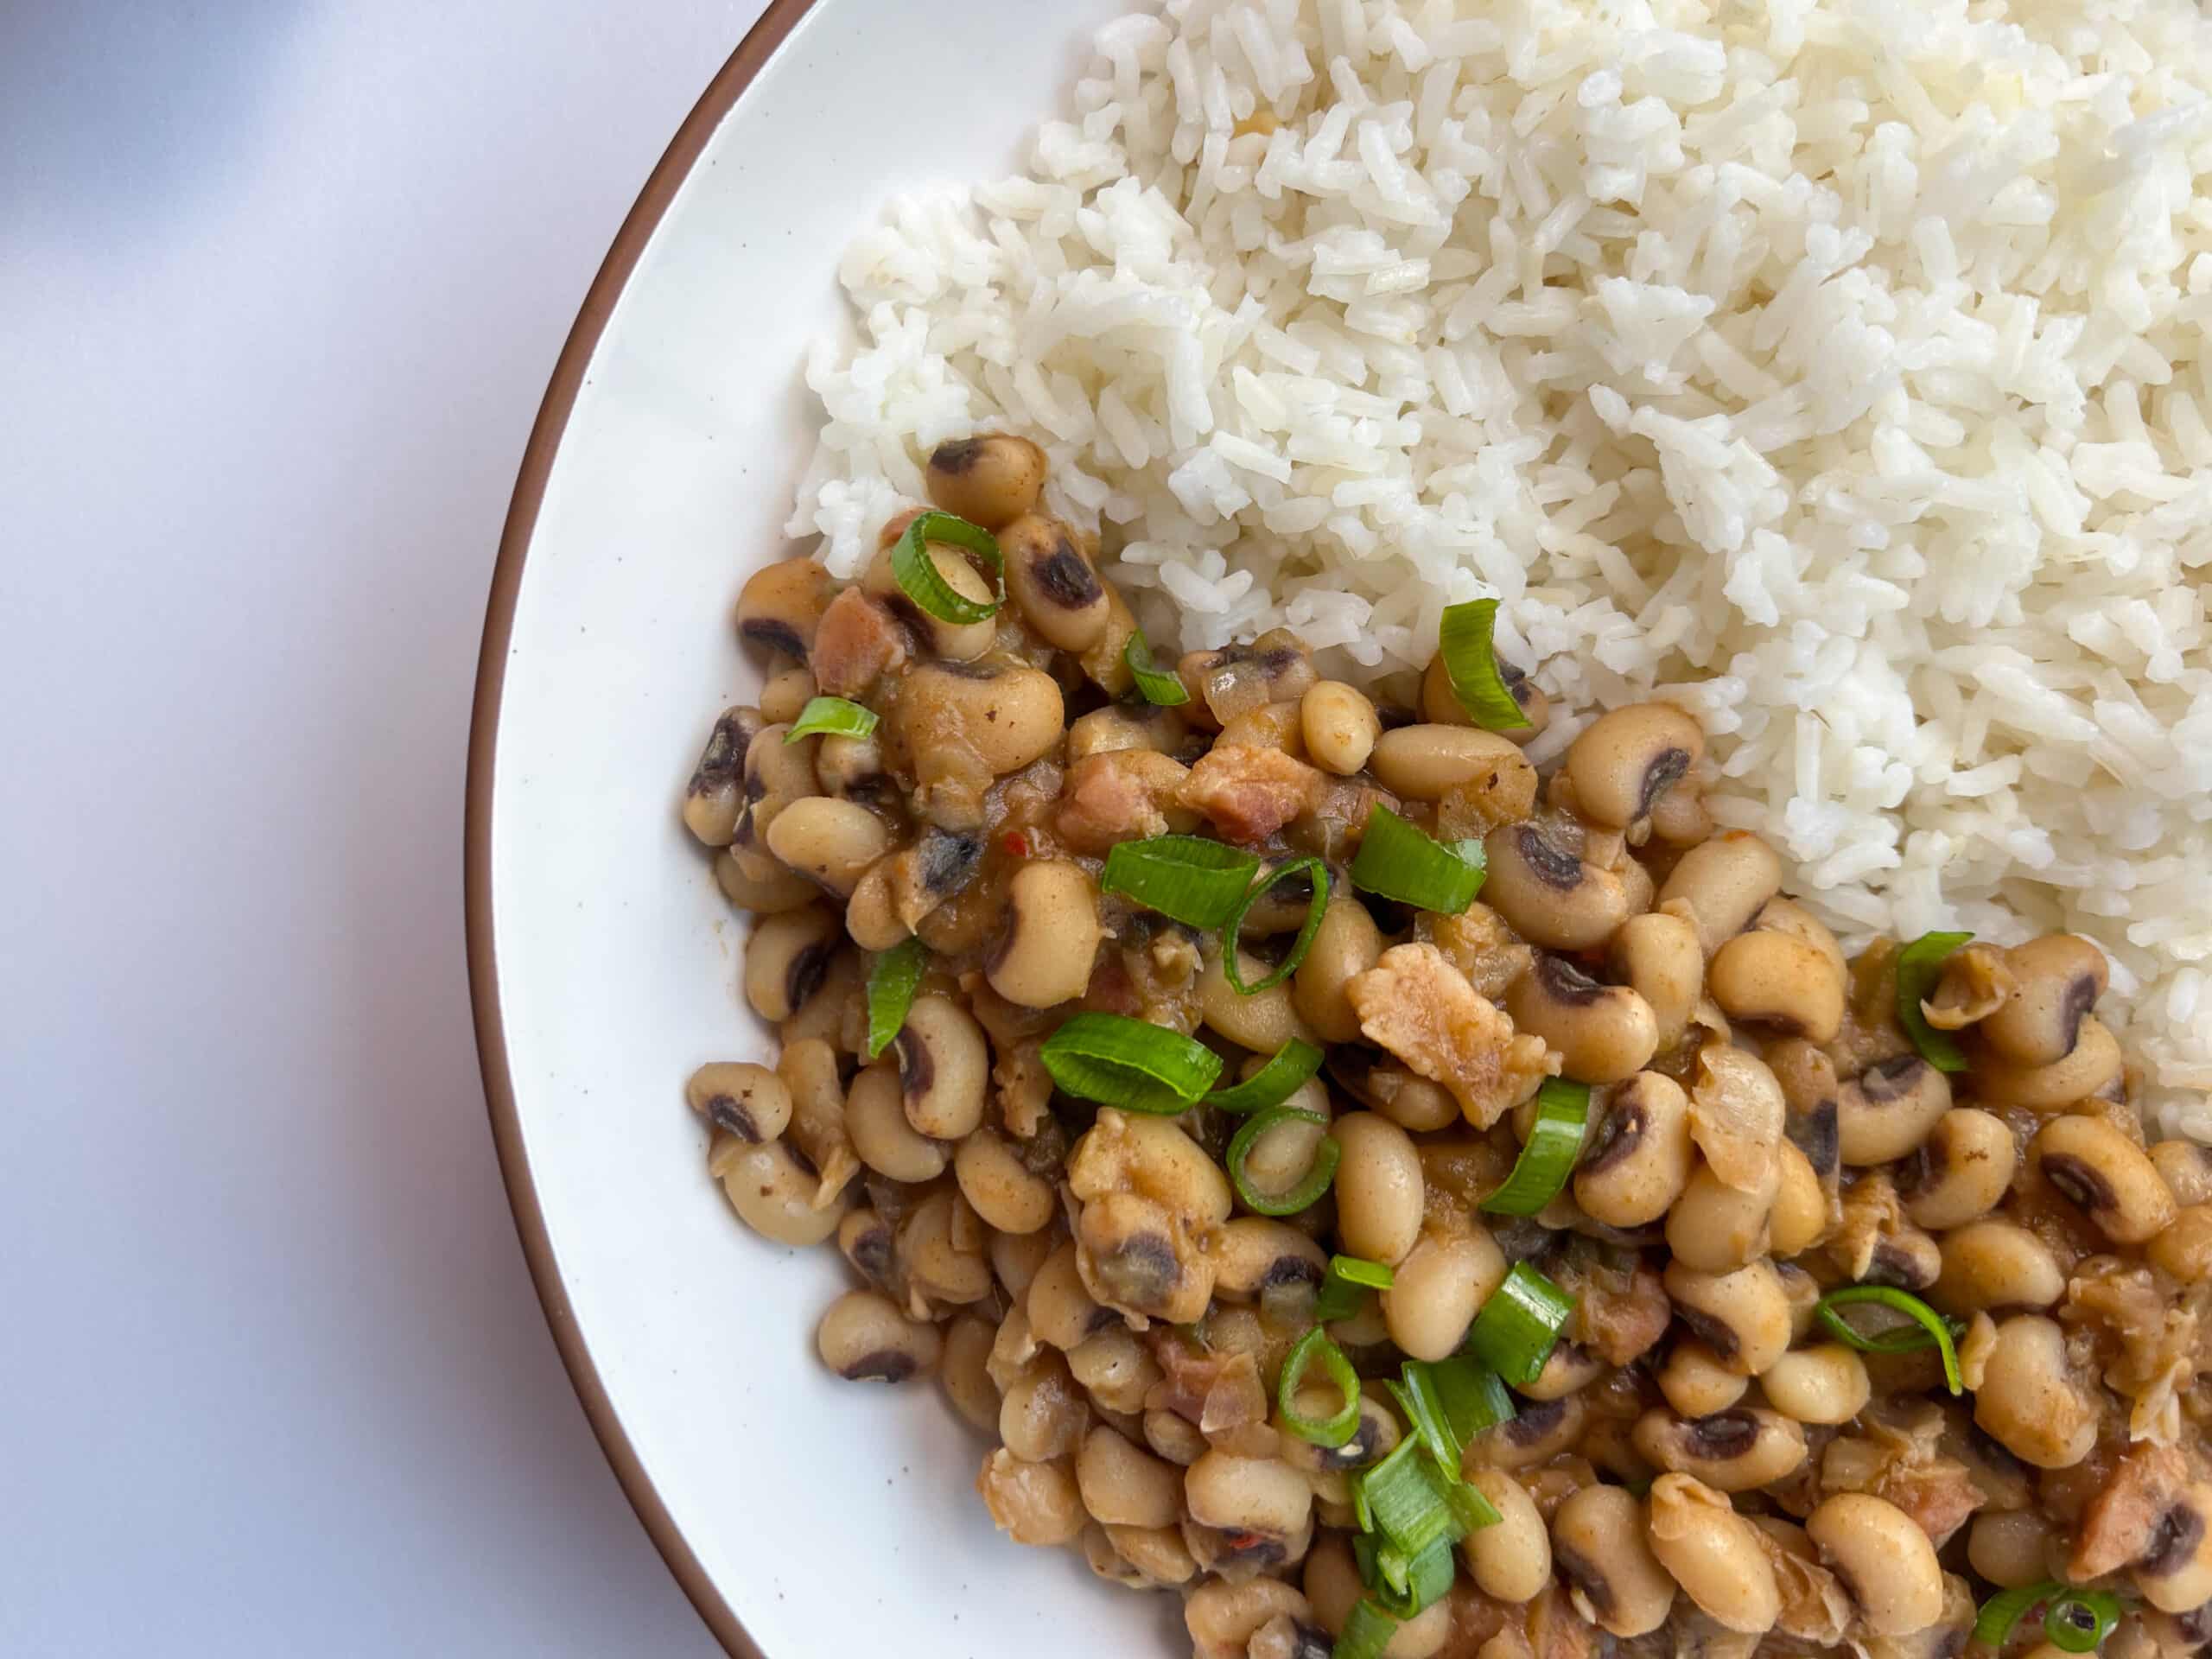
[[683, 438, 2206, 1659]]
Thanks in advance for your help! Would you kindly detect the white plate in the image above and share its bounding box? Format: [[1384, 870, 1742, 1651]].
[[466, 1, 1169, 1654]]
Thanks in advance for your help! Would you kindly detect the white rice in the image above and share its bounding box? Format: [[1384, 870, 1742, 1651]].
[[786, 0, 2212, 1128]]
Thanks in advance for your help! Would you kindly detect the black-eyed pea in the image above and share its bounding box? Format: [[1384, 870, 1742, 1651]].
[[1306, 1534, 1451, 1656], [998, 1351, 1089, 1462], [844, 1060, 946, 1183], [1564, 702, 1705, 835], [2132, 1484, 2212, 1613], [1708, 930, 1845, 1044], [2151, 1140, 2212, 1206], [735, 721, 823, 854], [976, 1448, 1084, 1546], [1608, 911, 1705, 1050], [712, 1134, 847, 1247], [1504, 956, 1659, 1084], [757, 663, 816, 726], [1067, 1109, 1233, 1228], [1806, 1492, 1944, 1637], [2030, 1114, 2177, 1244], [778, 943, 865, 1056], [1767, 1142, 1827, 1257], [1967, 1511, 2055, 1589], [997, 512, 1112, 652], [1420, 652, 1549, 741], [1837, 1054, 1953, 1166], [1217, 699, 1307, 758], [1144, 1408, 1207, 1467], [1656, 831, 1784, 957], [815, 1288, 941, 1382], [1482, 821, 1635, 951], [953, 1129, 1054, 1235], [1077, 1192, 1213, 1325], [1067, 1325, 1160, 1415], [1647, 783, 1711, 846], [2149, 1205, 2212, 1284], [1075, 1424, 1182, 1529], [861, 537, 996, 662], [1213, 1217, 1328, 1305], [1663, 1161, 1773, 1272], [985, 860, 1102, 1009], [1371, 723, 1532, 802], [1075, 583, 1139, 698], [925, 433, 1046, 529], [1300, 682, 1381, 775], [1656, 1340, 1748, 1418], [1974, 1313, 2098, 1468], [1330, 1112, 1424, 1265], [938, 1313, 1000, 1432], [894, 994, 988, 1141], [1027, 1241, 1109, 1350], [1185, 1576, 1313, 1659], [1936, 1220, 2066, 1312], [1108, 1522, 1197, 1587], [1646, 1472, 1780, 1634], [1632, 1407, 1806, 1492], [894, 663, 1064, 820], [988, 1226, 1055, 1302], [1464, 1395, 1586, 1471], [899, 1188, 991, 1306], [764, 793, 890, 897], [1900, 1109, 2016, 1230], [1521, 1341, 1605, 1402], [1199, 946, 1319, 1053], [1277, 1392, 1398, 1477], [1185, 1450, 1312, 1537], [734, 556, 835, 658], [1382, 1224, 1505, 1361], [1970, 1016, 2124, 1109], [1980, 934, 2110, 1066], [684, 1061, 791, 1145], [1573, 1071, 1695, 1229], [741, 906, 842, 1023], [1758, 1344, 1870, 1426], [1663, 1260, 1791, 1377], [712, 847, 819, 914], [837, 1207, 895, 1289], [1551, 1484, 1675, 1637], [1461, 1471, 1551, 1601], [1751, 897, 1848, 980], [682, 705, 763, 845], [1291, 896, 1382, 1045], [1178, 632, 1319, 728], [842, 860, 910, 951]]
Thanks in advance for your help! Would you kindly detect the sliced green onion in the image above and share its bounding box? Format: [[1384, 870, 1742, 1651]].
[[1386, 1373, 1456, 1472], [1367, 1535, 1457, 1619], [1480, 1078, 1591, 1215], [1439, 1473, 1503, 1536], [1975, 1582, 2050, 1649], [1125, 630, 1191, 706], [1357, 1438, 1460, 1559], [863, 938, 927, 1060], [1420, 1355, 1516, 1446], [1228, 1106, 1340, 1216], [1316, 1254, 1395, 1325], [1039, 1012, 1224, 1114], [1100, 835, 1259, 929], [1206, 1039, 1325, 1116], [1224, 856, 1330, 995], [783, 695, 879, 743], [1815, 1285, 1962, 1395], [1439, 599, 1532, 731], [1463, 1262, 1575, 1386], [1334, 1600, 1400, 1659], [1897, 930, 1974, 1073], [2046, 1590, 2124, 1653], [1351, 1470, 1375, 1535], [1333, 1255, 1396, 1290], [1277, 1326, 1362, 1448], [888, 510, 1003, 624], [1350, 804, 1487, 914]]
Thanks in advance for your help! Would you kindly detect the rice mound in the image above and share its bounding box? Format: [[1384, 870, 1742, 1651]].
[[786, 0, 2212, 1125]]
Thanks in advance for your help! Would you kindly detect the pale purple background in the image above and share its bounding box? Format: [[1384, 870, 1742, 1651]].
[[0, 2, 778, 1650]]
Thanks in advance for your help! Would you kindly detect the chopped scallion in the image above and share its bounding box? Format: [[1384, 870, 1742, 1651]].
[[1206, 1038, 1325, 1116], [1224, 857, 1329, 995], [783, 695, 879, 743], [1357, 1438, 1460, 1560], [1124, 630, 1190, 706], [1333, 1599, 1400, 1659], [1316, 1254, 1394, 1324], [1479, 1078, 1591, 1215], [887, 510, 1003, 624], [1367, 1535, 1456, 1619], [1417, 1355, 1516, 1447], [2045, 1590, 2124, 1654], [1896, 930, 1974, 1073], [1814, 1285, 1962, 1395], [1277, 1326, 1362, 1448], [1349, 804, 1486, 914], [1227, 1106, 1340, 1216], [1100, 835, 1259, 929], [1038, 1012, 1223, 1115], [1438, 599, 1532, 731], [1463, 1262, 1575, 1386], [862, 938, 927, 1060]]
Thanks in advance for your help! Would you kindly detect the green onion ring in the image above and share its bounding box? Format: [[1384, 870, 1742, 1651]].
[[1896, 930, 1974, 1074], [1277, 1326, 1362, 1448], [888, 510, 1003, 624], [1479, 1078, 1591, 1215], [1349, 804, 1486, 914], [1315, 1254, 1395, 1325], [1039, 1012, 1223, 1114], [783, 695, 880, 743], [1814, 1285, 1963, 1395], [1100, 834, 1260, 929], [2045, 1590, 2124, 1653], [1224, 856, 1330, 995], [1206, 1038, 1325, 1115], [862, 938, 927, 1060], [1124, 629, 1191, 706], [1227, 1106, 1340, 1216], [1438, 599, 1532, 731]]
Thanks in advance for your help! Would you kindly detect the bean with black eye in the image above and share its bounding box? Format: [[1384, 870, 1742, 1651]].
[[1656, 831, 1783, 957], [1522, 1341, 1605, 1402], [894, 994, 988, 1141], [989, 1227, 1055, 1304], [844, 1059, 947, 1184], [1067, 702, 1184, 762], [1306, 1535, 1451, 1657], [1565, 702, 1705, 835], [842, 858, 908, 951], [758, 663, 815, 726], [836, 1207, 895, 1290], [1752, 896, 1848, 980], [893, 663, 1064, 823], [954, 1128, 1055, 1236], [1198, 944, 1319, 1053], [1900, 1108, 2016, 1230], [1299, 682, 1381, 775], [1767, 1142, 1827, 1257], [1645, 1472, 1779, 1633], [2133, 1484, 2212, 1614], [999, 1348, 1088, 1462], [2151, 1141, 2212, 1207], [925, 432, 1046, 529], [1609, 911, 1704, 1050], [1067, 1325, 1160, 1416], [713, 1134, 847, 1247], [764, 795, 891, 897], [1213, 1217, 1328, 1304], [1647, 783, 1711, 846], [1482, 820, 1636, 951], [1185, 1579, 1316, 1659], [1333, 1054, 1458, 1133], [683, 705, 763, 845], [1463, 1394, 1586, 1471], [2030, 1114, 2176, 1244], [1185, 1450, 1313, 1537], [1967, 1511, 2055, 1590], [976, 1447, 1085, 1546], [1837, 1054, 1952, 1166], [1106, 1522, 1196, 1588], [817, 1288, 942, 1382], [1073, 1423, 1182, 1529], [1177, 632, 1319, 729], [1806, 1492, 1944, 1637], [986, 860, 1103, 1010], [741, 906, 842, 1023], [899, 1187, 991, 1306], [1974, 1313, 2098, 1468], [1971, 1015, 2124, 1109], [1505, 955, 1659, 1084], [861, 533, 998, 662], [1026, 1241, 1108, 1350], [734, 720, 823, 856], [998, 512, 1111, 652], [712, 847, 818, 914], [1935, 1219, 2066, 1312], [1460, 1471, 1552, 1601], [939, 1313, 1000, 1432], [1632, 1406, 1807, 1492], [1420, 652, 1549, 740], [1372, 723, 1535, 802], [734, 556, 835, 659], [1664, 1162, 1774, 1273], [1665, 1259, 1791, 1377], [1865, 1225, 1942, 1291], [1067, 1109, 1232, 1228], [1078, 1192, 1212, 1325], [1331, 1113, 1424, 1266], [1759, 1344, 1870, 1426], [1767, 1037, 1840, 1174], [1293, 897, 1383, 1046], [1656, 1340, 1746, 1418], [1141, 1408, 1206, 1468], [1383, 1224, 1506, 1361], [1574, 1071, 1695, 1228], [1980, 934, 2110, 1066], [684, 1061, 792, 1145], [1552, 1484, 1675, 1637], [2149, 1205, 2212, 1284], [1708, 930, 1845, 1043]]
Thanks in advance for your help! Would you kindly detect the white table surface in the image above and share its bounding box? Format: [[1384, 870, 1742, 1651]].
[[0, 3, 774, 1650]]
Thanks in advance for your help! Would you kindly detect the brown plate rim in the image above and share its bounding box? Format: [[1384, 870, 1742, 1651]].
[[463, 3, 817, 1653]]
